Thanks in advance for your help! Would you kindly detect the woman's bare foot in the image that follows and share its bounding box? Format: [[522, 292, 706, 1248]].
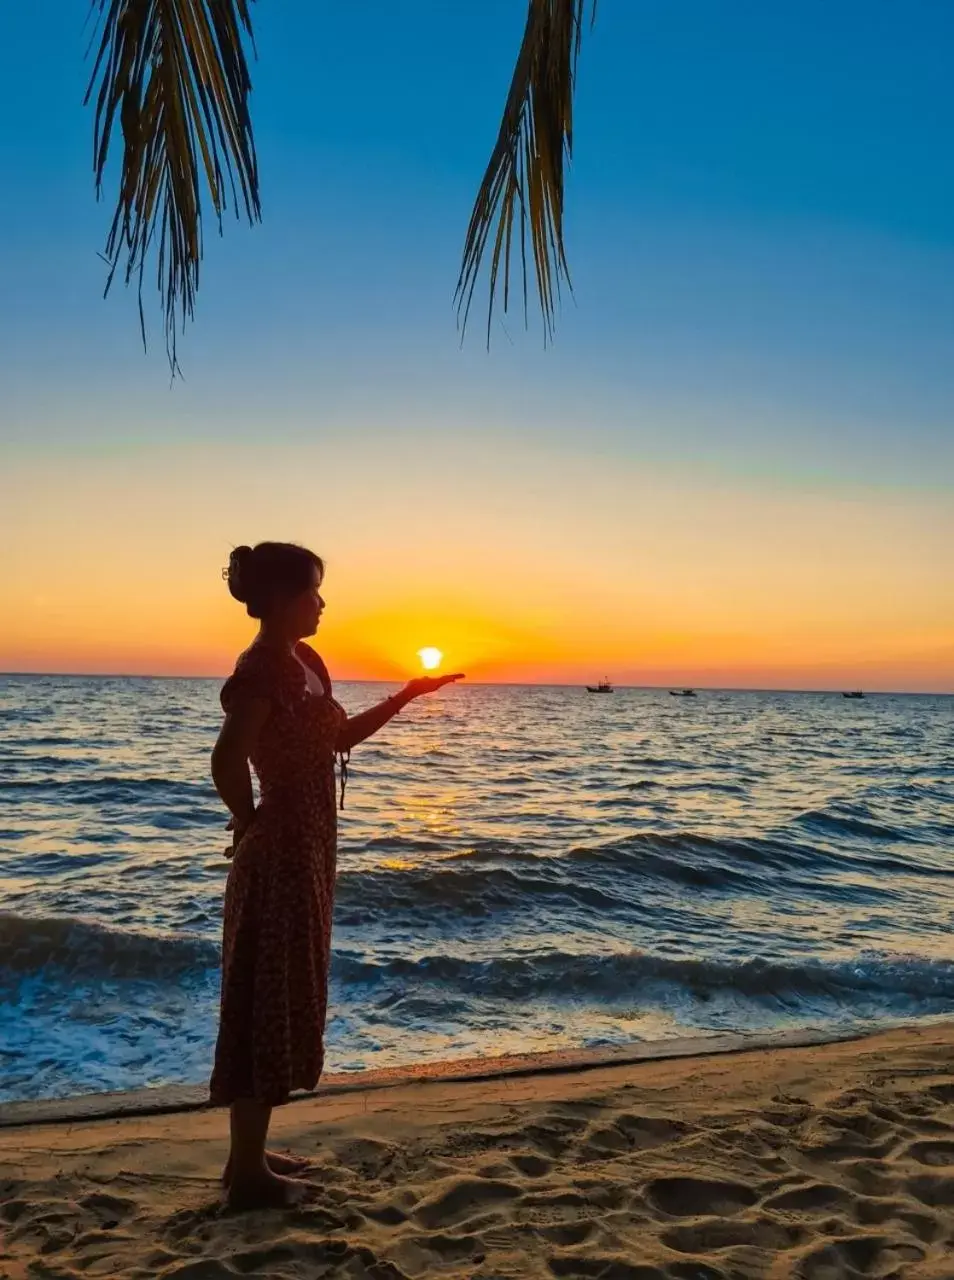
[[227, 1166, 310, 1210], [264, 1150, 312, 1175], [222, 1150, 312, 1186]]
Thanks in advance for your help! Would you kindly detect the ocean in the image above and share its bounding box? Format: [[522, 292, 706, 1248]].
[[0, 674, 952, 1104]]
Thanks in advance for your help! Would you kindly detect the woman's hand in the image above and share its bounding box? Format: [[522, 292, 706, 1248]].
[[224, 812, 255, 859], [400, 673, 465, 703]]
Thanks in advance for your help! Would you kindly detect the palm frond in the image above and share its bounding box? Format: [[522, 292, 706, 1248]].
[[456, 0, 594, 344], [86, 0, 260, 372]]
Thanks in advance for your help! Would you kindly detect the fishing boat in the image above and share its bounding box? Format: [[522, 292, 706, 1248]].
[[842, 690, 864, 699], [669, 688, 696, 697], [586, 679, 613, 693]]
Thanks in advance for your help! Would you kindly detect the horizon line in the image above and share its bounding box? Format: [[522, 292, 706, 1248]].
[[0, 671, 950, 697]]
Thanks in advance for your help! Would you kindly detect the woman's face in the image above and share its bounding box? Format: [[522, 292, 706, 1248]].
[[281, 566, 325, 639]]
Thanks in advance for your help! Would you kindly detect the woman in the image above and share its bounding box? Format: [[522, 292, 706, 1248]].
[[210, 541, 462, 1208]]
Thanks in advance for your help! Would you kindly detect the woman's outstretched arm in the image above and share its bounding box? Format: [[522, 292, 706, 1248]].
[[338, 674, 464, 752]]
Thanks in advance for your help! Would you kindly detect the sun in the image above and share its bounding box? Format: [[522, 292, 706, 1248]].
[[417, 647, 443, 671]]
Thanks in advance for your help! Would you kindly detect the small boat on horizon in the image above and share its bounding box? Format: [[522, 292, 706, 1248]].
[[842, 690, 864, 699], [586, 679, 614, 693], [669, 689, 696, 698]]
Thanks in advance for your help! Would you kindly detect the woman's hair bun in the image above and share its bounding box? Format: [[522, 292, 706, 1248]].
[[227, 545, 254, 604], [223, 541, 324, 619]]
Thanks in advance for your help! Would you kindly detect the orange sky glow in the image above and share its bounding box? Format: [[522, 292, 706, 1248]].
[[2, 436, 952, 692]]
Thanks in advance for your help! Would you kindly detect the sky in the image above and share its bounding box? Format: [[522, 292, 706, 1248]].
[[1, 1, 952, 690]]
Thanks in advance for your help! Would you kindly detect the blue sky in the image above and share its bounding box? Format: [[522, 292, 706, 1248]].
[[2, 1, 952, 478]]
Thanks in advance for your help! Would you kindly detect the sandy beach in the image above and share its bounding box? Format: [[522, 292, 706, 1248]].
[[3, 1024, 954, 1279]]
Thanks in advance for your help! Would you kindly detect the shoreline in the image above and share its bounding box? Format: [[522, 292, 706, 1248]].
[[0, 1020, 918, 1129]]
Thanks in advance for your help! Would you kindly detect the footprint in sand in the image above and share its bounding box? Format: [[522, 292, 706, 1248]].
[[797, 1234, 925, 1279], [413, 1176, 521, 1230], [796, 1115, 897, 1163], [645, 1176, 758, 1217], [906, 1173, 954, 1208], [581, 1124, 632, 1156], [614, 1113, 690, 1148], [76, 1190, 137, 1229], [523, 1112, 592, 1160], [406, 1227, 490, 1264], [508, 1152, 552, 1177], [897, 1208, 945, 1244], [363, 1201, 408, 1225], [663, 1214, 798, 1256], [851, 1195, 913, 1228], [539, 1219, 595, 1247], [906, 1139, 954, 1166], [0, 1199, 32, 1225], [335, 1136, 398, 1178], [838, 1159, 897, 1199]]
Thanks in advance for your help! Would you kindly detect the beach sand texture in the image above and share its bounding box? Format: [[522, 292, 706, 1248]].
[[3, 1024, 954, 1279]]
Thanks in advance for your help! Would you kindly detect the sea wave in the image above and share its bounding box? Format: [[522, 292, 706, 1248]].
[[333, 945, 954, 1006], [0, 912, 218, 979], [795, 807, 921, 843], [5, 910, 952, 1018], [333, 828, 937, 921]]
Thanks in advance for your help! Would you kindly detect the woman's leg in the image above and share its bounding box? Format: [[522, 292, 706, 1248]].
[[226, 1099, 308, 1207]]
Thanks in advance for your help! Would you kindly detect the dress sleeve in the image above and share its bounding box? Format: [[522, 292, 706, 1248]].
[[220, 647, 283, 713]]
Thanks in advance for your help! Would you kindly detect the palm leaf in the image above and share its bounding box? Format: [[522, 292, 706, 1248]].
[[456, 0, 595, 343], [86, 0, 260, 372]]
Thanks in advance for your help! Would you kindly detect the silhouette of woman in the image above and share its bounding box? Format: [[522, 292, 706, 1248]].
[[210, 542, 462, 1208]]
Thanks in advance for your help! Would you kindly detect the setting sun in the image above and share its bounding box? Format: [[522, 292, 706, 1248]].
[[417, 647, 443, 671]]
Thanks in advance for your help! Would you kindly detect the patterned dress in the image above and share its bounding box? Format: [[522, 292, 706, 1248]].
[[210, 641, 346, 1107]]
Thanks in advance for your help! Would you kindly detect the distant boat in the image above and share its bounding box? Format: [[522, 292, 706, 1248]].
[[669, 688, 696, 697], [586, 679, 613, 693], [842, 690, 864, 699]]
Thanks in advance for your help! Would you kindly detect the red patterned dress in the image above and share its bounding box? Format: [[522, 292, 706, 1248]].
[[210, 641, 346, 1106]]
